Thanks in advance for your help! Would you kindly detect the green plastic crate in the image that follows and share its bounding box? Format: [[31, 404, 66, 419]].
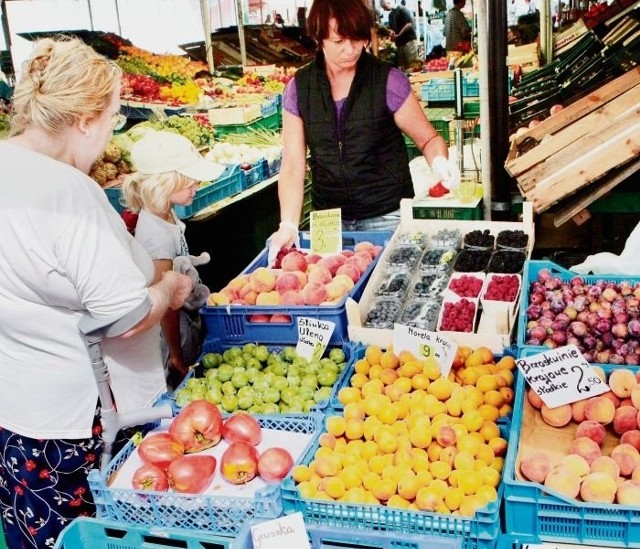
[[413, 198, 484, 220], [213, 111, 281, 137]]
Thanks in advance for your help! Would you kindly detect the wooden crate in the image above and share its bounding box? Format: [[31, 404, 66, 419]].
[[504, 67, 640, 216]]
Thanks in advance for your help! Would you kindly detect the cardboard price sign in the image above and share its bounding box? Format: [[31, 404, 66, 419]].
[[516, 344, 610, 408], [250, 512, 311, 549], [310, 208, 342, 255], [296, 317, 335, 361], [393, 324, 457, 378]]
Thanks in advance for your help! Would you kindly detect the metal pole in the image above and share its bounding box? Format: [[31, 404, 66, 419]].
[[235, 0, 247, 66], [200, 0, 215, 73], [1, 0, 12, 52], [539, 0, 553, 65], [87, 0, 94, 31], [114, 0, 122, 37]]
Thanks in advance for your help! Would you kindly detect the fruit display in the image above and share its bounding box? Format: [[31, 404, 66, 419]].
[[438, 299, 478, 333], [481, 274, 521, 303], [523, 267, 640, 363], [289, 344, 514, 516], [464, 230, 495, 250], [207, 243, 383, 310], [519, 367, 640, 505], [173, 344, 349, 414], [135, 114, 215, 149], [130, 403, 294, 494]]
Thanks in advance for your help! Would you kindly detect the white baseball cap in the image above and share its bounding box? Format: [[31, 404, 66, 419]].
[[131, 130, 225, 182]]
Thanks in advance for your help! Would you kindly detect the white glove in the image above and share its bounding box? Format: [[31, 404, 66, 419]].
[[267, 221, 300, 266], [431, 155, 461, 190]]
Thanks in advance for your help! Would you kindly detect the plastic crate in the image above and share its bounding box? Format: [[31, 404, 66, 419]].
[[234, 520, 464, 549], [213, 112, 280, 137], [503, 351, 640, 547], [172, 338, 358, 414], [463, 77, 480, 97], [88, 413, 323, 537], [260, 95, 280, 118], [431, 118, 451, 144], [404, 136, 422, 161], [267, 154, 282, 177], [173, 164, 244, 219], [421, 79, 456, 102], [54, 517, 237, 549], [104, 187, 125, 214], [279, 422, 508, 549], [242, 158, 269, 188], [412, 199, 484, 220], [201, 231, 392, 346]]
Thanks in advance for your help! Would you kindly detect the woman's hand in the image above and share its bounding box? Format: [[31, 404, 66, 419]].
[[163, 271, 194, 310], [267, 222, 300, 266]]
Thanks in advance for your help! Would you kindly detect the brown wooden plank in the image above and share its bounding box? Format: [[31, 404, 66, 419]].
[[552, 157, 640, 226], [511, 88, 640, 184], [509, 67, 640, 148], [526, 115, 640, 212]]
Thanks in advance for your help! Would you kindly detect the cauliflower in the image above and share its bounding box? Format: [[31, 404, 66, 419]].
[[104, 162, 118, 182], [103, 143, 122, 163], [90, 161, 109, 186]]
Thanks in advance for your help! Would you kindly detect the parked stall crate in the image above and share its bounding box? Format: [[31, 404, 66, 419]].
[[88, 414, 322, 537], [279, 421, 508, 549], [503, 349, 640, 547], [53, 517, 237, 549], [412, 198, 484, 221], [201, 231, 392, 346]]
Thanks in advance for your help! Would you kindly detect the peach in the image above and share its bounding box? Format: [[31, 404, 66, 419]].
[[616, 479, 640, 505], [435, 425, 457, 447], [341, 249, 355, 258], [569, 437, 602, 465], [580, 472, 618, 503], [207, 291, 230, 306], [255, 291, 280, 306], [325, 280, 348, 301], [281, 251, 308, 273], [544, 467, 581, 499], [611, 443, 640, 476], [317, 256, 343, 276], [621, 430, 640, 451], [308, 265, 333, 285], [584, 396, 616, 425], [332, 274, 355, 292], [280, 290, 304, 306], [372, 245, 383, 258], [227, 274, 250, 293], [571, 400, 588, 423], [275, 272, 303, 294], [632, 465, 640, 482], [592, 366, 607, 383], [301, 282, 328, 305], [270, 314, 292, 323], [354, 241, 374, 255], [353, 251, 374, 272], [541, 403, 572, 428], [239, 283, 258, 305], [305, 253, 322, 265], [335, 263, 361, 283], [621, 398, 633, 408], [558, 454, 590, 477], [249, 267, 276, 293], [631, 385, 640, 409], [614, 406, 639, 436], [248, 314, 270, 323], [293, 270, 308, 287], [575, 420, 606, 446], [600, 391, 621, 409], [609, 369, 637, 398], [527, 388, 544, 410], [590, 456, 620, 480], [519, 452, 552, 484]]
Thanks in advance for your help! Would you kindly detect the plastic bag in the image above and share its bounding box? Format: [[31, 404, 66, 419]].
[[571, 221, 640, 275]]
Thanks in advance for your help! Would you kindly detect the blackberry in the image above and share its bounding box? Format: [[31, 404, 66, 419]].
[[487, 251, 526, 273], [453, 249, 492, 272], [463, 229, 495, 249], [497, 230, 529, 250]]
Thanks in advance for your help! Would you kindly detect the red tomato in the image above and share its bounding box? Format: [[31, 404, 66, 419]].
[[168, 455, 217, 494], [137, 432, 185, 469], [222, 412, 263, 446], [169, 400, 223, 453], [257, 447, 294, 483], [221, 441, 260, 484], [132, 464, 169, 491]]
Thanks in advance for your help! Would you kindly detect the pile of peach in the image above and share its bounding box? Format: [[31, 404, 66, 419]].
[[207, 243, 382, 311], [520, 367, 640, 505]]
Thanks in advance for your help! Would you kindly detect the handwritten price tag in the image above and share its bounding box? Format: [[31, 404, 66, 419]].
[[310, 208, 342, 255], [296, 317, 335, 361], [393, 324, 457, 377], [516, 344, 610, 409], [250, 512, 311, 549]]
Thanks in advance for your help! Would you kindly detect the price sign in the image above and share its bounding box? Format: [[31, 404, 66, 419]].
[[250, 512, 311, 549], [516, 344, 610, 409], [310, 208, 342, 255], [296, 317, 335, 361], [393, 324, 457, 378]]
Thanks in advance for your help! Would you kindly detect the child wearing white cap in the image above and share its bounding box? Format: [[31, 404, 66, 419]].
[[122, 130, 225, 388]]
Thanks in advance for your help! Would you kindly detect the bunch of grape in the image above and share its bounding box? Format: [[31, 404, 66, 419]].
[[145, 115, 215, 149]]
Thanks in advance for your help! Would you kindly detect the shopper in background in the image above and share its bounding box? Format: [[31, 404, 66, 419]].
[[444, 0, 472, 51], [381, 0, 421, 69], [268, 0, 458, 262], [122, 131, 223, 390], [0, 37, 192, 549]]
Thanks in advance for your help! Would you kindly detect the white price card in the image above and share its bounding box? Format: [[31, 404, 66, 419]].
[[250, 512, 311, 549], [516, 344, 610, 409], [310, 208, 342, 255], [393, 323, 457, 378], [296, 317, 336, 361]]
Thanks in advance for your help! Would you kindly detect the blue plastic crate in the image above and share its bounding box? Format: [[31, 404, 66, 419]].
[[462, 77, 480, 97], [173, 164, 244, 219], [421, 79, 456, 102], [260, 95, 280, 118], [54, 517, 237, 549], [234, 520, 465, 549], [201, 231, 392, 346], [88, 413, 323, 537], [503, 350, 640, 547], [279, 422, 507, 549], [267, 154, 282, 177], [242, 158, 269, 188], [104, 187, 125, 214], [171, 338, 358, 414]]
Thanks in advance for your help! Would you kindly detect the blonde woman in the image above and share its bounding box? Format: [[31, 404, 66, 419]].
[[0, 38, 192, 548], [123, 130, 223, 389]]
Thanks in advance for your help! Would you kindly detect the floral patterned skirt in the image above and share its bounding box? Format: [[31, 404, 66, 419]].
[[0, 408, 103, 549]]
